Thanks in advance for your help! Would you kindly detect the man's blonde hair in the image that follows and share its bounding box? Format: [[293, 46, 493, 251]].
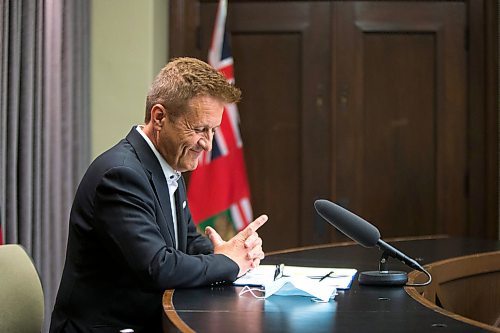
[[145, 57, 241, 122]]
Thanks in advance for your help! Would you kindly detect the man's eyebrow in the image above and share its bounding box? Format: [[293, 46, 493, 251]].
[[193, 124, 221, 131], [199, 123, 221, 129]]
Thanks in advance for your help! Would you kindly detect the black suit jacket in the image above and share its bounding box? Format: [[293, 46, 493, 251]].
[[50, 128, 238, 333]]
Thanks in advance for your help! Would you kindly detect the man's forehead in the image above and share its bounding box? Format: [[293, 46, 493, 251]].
[[187, 95, 224, 108], [185, 96, 224, 120]]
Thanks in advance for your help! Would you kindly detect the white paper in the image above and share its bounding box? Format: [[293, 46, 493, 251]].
[[234, 265, 357, 290], [265, 276, 337, 302]]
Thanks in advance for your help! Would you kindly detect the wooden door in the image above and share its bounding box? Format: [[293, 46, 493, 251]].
[[332, 2, 467, 239]]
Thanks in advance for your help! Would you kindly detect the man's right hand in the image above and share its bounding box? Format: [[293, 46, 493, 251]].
[[205, 214, 268, 277]]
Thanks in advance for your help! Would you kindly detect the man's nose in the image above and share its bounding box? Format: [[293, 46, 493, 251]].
[[199, 136, 212, 151]]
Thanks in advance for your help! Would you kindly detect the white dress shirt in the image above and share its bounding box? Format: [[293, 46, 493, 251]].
[[136, 125, 181, 249]]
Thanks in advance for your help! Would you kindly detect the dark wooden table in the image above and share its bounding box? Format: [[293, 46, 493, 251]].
[[163, 236, 500, 332]]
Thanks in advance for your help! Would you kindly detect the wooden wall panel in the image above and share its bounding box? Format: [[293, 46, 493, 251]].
[[169, 0, 498, 250], [232, 34, 302, 250], [332, 2, 467, 239], [363, 33, 436, 236]]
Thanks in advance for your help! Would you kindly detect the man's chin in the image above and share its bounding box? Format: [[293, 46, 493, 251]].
[[182, 159, 199, 172]]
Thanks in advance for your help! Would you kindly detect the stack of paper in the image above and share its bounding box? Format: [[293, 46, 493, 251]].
[[234, 265, 357, 290]]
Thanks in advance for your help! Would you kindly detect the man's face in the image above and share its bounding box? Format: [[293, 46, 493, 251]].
[[156, 95, 224, 172]]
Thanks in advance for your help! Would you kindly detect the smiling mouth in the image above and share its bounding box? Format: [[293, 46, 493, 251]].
[[188, 148, 204, 159]]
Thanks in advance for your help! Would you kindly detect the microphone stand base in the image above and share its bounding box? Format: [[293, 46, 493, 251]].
[[358, 271, 408, 286]]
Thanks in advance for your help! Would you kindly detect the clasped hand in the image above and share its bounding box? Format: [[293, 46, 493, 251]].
[[205, 214, 268, 277]]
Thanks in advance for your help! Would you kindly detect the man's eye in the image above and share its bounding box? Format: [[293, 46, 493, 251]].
[[194, 128, 216, 135]]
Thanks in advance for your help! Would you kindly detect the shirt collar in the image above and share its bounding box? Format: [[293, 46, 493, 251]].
[[135, 125, 181, 185]]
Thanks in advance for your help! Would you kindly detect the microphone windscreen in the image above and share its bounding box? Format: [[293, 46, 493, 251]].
[[314, 199, 381, 247]]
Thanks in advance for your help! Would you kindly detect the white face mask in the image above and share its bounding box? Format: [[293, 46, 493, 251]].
[[239, 276, 337, 302]]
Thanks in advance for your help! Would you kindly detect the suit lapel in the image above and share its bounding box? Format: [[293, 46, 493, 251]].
[[125, 128, 177, 247]]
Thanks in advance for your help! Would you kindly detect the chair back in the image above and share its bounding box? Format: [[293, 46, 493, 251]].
[[0, 244, 44, 333]]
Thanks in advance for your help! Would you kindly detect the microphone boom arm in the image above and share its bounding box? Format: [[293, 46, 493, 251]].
[[376, 239, 424, 272]]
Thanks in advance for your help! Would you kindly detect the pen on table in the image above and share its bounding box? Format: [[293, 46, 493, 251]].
[[274, 263, 284, 281], [319, 271, 334, 282]]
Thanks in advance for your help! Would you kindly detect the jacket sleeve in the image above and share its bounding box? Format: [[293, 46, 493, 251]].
[[93, 165, 239, 290]]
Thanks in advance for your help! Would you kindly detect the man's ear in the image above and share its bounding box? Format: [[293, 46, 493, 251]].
[[150, 104, 167, 130]]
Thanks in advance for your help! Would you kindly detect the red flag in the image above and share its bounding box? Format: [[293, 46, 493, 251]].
[[187, 0, 253, 237]]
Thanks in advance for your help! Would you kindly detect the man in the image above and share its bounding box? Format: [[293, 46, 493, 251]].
[[50, 57, 267, 333]]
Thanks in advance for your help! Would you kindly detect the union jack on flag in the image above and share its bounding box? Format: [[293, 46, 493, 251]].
[[187, 0, 253, 237]]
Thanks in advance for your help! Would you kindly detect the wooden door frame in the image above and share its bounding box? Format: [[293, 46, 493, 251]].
[[467, 0, 498, 239], [169, 0, 499, 240]]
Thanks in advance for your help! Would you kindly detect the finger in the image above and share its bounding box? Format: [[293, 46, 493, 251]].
[[245, 235, 262, 250], [251, 258, 261, 269], [247, 246, 264, 260], [205, 226, 224, 247], [241, 214, 268, 238], [244, 233, 259, 248]]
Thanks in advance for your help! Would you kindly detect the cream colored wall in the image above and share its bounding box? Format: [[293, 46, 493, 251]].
[[91, 0, 168, 159]]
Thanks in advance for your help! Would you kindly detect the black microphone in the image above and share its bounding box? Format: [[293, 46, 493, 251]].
[[314, 199, 380, 248], [314, 199, 427, 286]]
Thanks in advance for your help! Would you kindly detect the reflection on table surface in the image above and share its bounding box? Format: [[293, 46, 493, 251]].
[[165, 237, 500, 333]]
